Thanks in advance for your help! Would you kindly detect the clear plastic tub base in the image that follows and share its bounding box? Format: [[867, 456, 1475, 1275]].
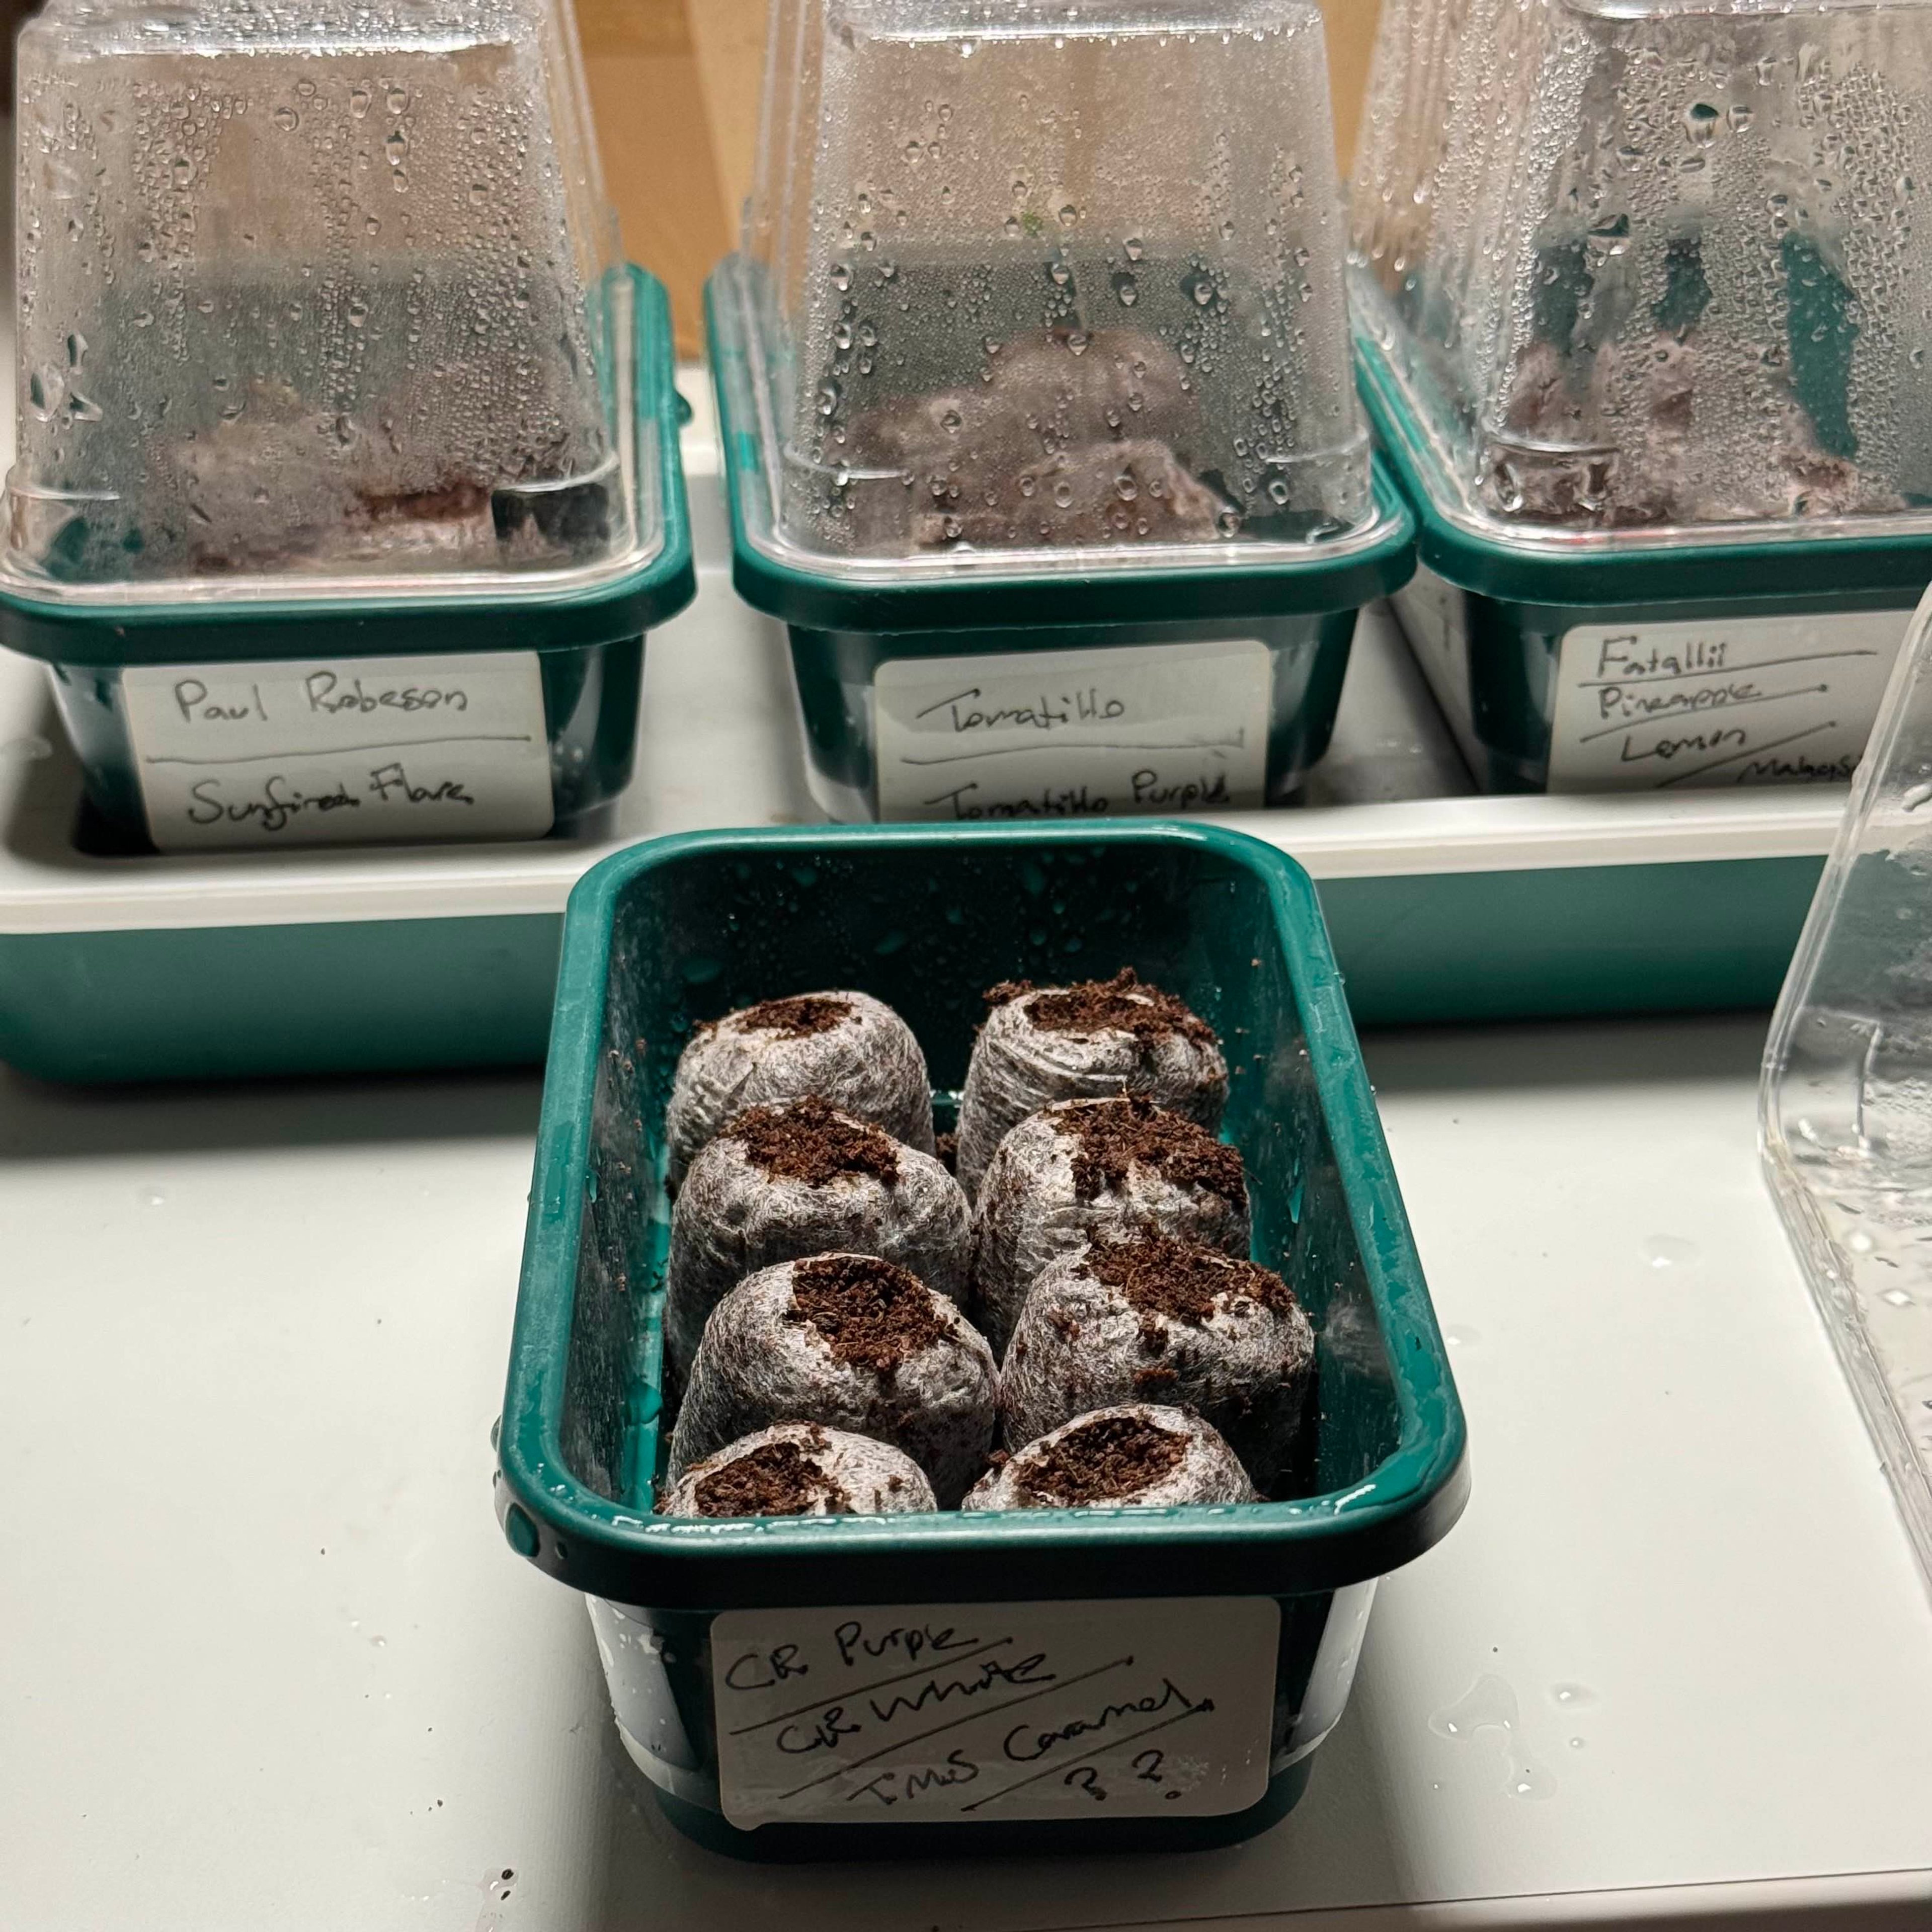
[[587, 1581, 1370, 1861], [47, 636, 644, 852], [1390, 561, 1915, 797], [1363, 342, 1923, 796], [786, 611, 1357, 823]]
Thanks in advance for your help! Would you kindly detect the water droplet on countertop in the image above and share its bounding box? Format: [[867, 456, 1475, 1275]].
[[138, 1185, 167, 1208], [1431, 1674, 1557, 1800], [0, 735, 52, 761], [1645, 1234, 1701, 1270], [1551, 1682, 1598, 1709], [1444, 1325, 1481, 1349]]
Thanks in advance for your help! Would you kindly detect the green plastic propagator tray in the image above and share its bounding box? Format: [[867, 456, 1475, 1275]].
[[493, 820, 1468, 1858], [0, 394, 1853, 1081], [0, 597, 1850, 1082], [1356, 333, 1932, 798], [0, 267, 697, 855]]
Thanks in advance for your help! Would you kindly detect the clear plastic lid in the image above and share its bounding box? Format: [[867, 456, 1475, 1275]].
[[1764, 581, 1932, 1593], [7, 0, 658, 609], [732, 0, 1377, 580], [1353, 0, 1932, 548]]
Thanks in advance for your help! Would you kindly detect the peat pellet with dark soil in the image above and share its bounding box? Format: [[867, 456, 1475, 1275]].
[[962, 1405, 1256, 1510], [664, 990, 935, 1186], [1001, 1233, 1314, 1491], [667, 1254, 997, 1506], [955, 971, 1227, 1198], [665, 1097, 969, 1384], [971, 1096, 1250, 1356], [659, 1421, 936, 1519]]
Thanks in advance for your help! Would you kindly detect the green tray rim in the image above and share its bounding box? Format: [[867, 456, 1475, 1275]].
[[0, 265, 698, 666], [705, 262, 1417, 636], [1356, 331, 1932, 609], [496, 820, 1470, 1608]]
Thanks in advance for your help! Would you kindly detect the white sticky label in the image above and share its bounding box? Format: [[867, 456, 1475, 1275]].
[[873, 639, 1272, 821], [121, 653, 555, 849], [710, 1596, 1279, 1828], [1547, 611, 1908, 792]]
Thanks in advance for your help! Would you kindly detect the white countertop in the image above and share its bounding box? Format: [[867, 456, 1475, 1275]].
[[5, 1013, 1930, 1929]]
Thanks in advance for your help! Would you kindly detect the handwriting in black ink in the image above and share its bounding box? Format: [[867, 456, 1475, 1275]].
[[187, 775, 361, 833], [842, 1751, 980, 1807], [723, 1645, 808, 1693], [304, 671, 469, 715], [774, 1706, 860, 1756], [367, 763, 475, 807], [868, 1652, 1055, 1726], [833, 1620, 980, 1672], [1003, 1677, 1211, 1763]]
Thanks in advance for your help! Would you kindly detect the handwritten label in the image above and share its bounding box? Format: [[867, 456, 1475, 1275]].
[[121, 652, 555, 849], [873, 640, 1271, 821], [1547, 611, 1906, 792], [711, 1596, 1278, 1828]]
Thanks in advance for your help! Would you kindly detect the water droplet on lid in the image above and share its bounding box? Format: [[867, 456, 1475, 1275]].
[[1067, 331, 1089, 355], [272, 106, 297, 132], [940, 407, 962, 433], [1058, 202, 1079, 228], [1880, 1288, 1915, 1308], [384, 131, 407, 168], [387, 86, 408, 115], [1267, 477, 1291, 505], [1052, 479, 1074, 508], [350, 86, 371, 118], [1124, 235, 1145, 262], [830, 262, 852, 292], [1112, 270, 1138, 306], [1684, 102, 1720, 145]]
